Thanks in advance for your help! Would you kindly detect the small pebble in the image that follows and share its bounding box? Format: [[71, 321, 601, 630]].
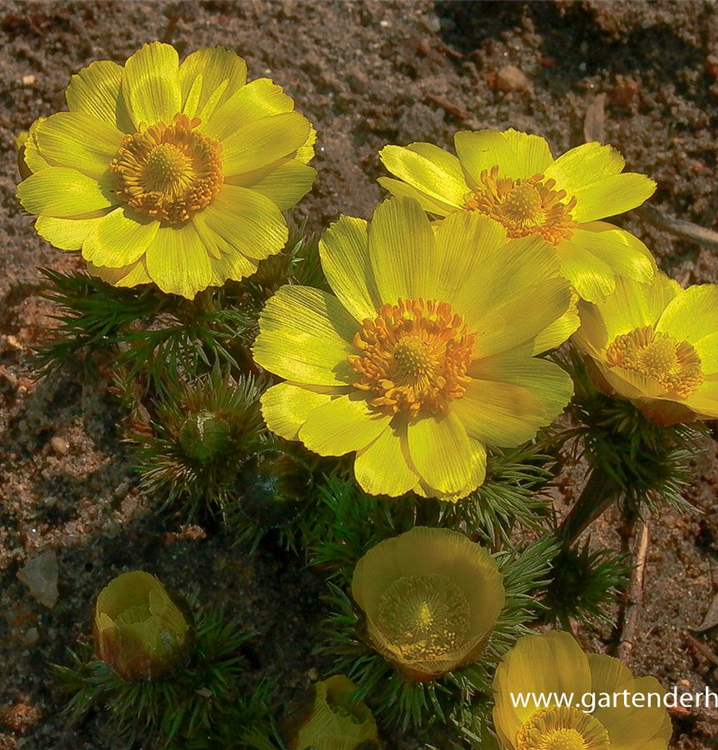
[[495, 65, 531, 93], [21, 75, 35, 86], [16, 550, 59, 609], [49, 436, 69, 456]]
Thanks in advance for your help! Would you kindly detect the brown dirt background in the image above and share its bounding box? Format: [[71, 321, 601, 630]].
[[1, 1, 718, 748]]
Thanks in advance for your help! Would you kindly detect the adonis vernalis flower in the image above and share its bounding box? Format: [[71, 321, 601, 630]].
[[574, 271, 718, 425], [17, 42, 316, 298], [94, 571, 193, 682], [351, 527, 505, 681], [253, 196, 574, 500], [379, 129, 656, 303], [289, 675, 379, 750], [493, 631, 672, 750]]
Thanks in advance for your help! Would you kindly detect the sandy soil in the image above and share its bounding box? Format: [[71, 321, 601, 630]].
[[1, 1, 718, 748]]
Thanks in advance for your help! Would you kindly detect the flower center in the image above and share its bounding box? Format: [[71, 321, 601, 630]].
[[376, 573, 470, 661], [516, 706, 610, 750], [465, 165, 577, 245], [606, 325, 704, 399], [348, 298, 475, 417], [110, 113, 223, 224]]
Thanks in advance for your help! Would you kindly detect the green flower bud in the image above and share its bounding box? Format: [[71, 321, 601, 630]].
[[237, 448, 313, 529], [291, 676, 379, 750], [179, 410, 231, 464], [93, 571, 194, 682]]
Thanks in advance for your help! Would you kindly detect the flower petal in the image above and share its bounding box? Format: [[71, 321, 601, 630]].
[[319, 215, 381, 322], [88, 258, 152, 288], [377, 176, 456, 216], [656, 284, 718, 345], [220, 111, 311, 176], [144, 222, 212, 299], [195, 184, 288, 261], [18, 168, 115, 217], [230, 159, 316, 210], [684, 381, 718, 419], [35, 213, 110, 251], [179, 46, 247, 121], [299, 392, 391, 456], [354, 420, 420, 497], [368, 196, 437, 303], [454, 128, 553, 185], [260, 382, 346, 441], [120, 42, 181, 129], [556, 236, 618, 303], [533, 294, 580, 353], [82, 207, 159, 268], [202, 77, 295, 141], [455, 358, 573, 447], [34, 111, 122, 180], [66, 60, 134, 132], [571, 173, 656, 223], [543, 141, 626, 196], [407, 410, 474, 495], [693, 331, 718, 375], [253, 285, 358, 386], [379, 143, 468, 208]]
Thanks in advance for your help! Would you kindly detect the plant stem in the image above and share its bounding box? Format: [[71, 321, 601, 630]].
[[556, 469, 623, 546]]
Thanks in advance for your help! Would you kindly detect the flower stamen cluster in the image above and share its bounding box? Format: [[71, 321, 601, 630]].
[[516, 706, 610, 750]]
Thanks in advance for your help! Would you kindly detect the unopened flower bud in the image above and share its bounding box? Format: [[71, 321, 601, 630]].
[[179, 410, 231, 464], [93, 571, 193, 682]]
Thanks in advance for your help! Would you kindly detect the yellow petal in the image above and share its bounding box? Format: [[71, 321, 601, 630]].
[[88, 258, 152, 288], [434, 211, 507, 304], [533, 294, 580, 353], [684, 381, 718, 419], [35, 213, 109, 251], [82, 207, 159, 268], [368, 196, 437, 304], [571, 173, 656, 223], [18, 168, 115, 217], [319, 215, 380, 322], [220, 111, 311, 176], [260, 382, 345, 441], [299, 392, 391, 456], [656, 284, 718, 345], [587, 653, 633, 694], [195, 184, 288, 261], [543, 141, 626, 196], [34, 111, 122, 180], [377, 176, 456, 217], [433, 438, 488, 503], [454, 359, 572, 447], [120, 42, 181, 129], [202, 77, 295, 141], [454, 128, 553, 185], [354, 420, 420, 497], [230, 159, 316, 211], [144, 222, 212, 299], [253, 285, 358, 386], [178, 46, 247, 121], [66, 59, 134, 133], [407, 410, 474, 495], [693, 331, 718, 375], [379, 143, 468, 208], [556, 236, 618, 303]]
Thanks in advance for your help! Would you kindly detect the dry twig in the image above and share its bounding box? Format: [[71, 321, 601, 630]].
[[617, 517, 651, 665]]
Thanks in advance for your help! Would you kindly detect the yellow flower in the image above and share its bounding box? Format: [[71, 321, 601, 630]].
[[254, 196, 575, 500], [351, 527, 505, 681], [94, 570, 193, 682], [573, 271, 718, 425], [290, 675, 379, 750], [493, 631, 672, 750], [17, 42, 316, 299], [379, 129, 657, 303]]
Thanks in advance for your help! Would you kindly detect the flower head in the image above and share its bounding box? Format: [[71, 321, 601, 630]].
[[379, 130, 657, 302], [493, 631, 672, 750], [289, 675, 379, 750], [254, 196, 575, 500], [17, 42, 316, 299], [573, 271, 718, 424], [351, 527, 505, 680], [94, 571, 193, 682]]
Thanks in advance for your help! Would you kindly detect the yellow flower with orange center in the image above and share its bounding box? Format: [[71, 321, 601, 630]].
[[253, 196, 575, 500], [493, 631, 672, 750], [17, 42, 316, 299], [573, 271, 718, 425], [379, 129, 657, 303]]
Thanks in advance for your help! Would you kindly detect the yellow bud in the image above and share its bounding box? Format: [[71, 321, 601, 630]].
[[291, 675, 379, 750], [93, 571, 193, 682]]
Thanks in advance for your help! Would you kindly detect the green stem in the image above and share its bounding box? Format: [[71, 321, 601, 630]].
[[556, 469, 623, 546]]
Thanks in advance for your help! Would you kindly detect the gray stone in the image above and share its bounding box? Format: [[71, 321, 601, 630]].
[[17, 550, 58, 609]]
